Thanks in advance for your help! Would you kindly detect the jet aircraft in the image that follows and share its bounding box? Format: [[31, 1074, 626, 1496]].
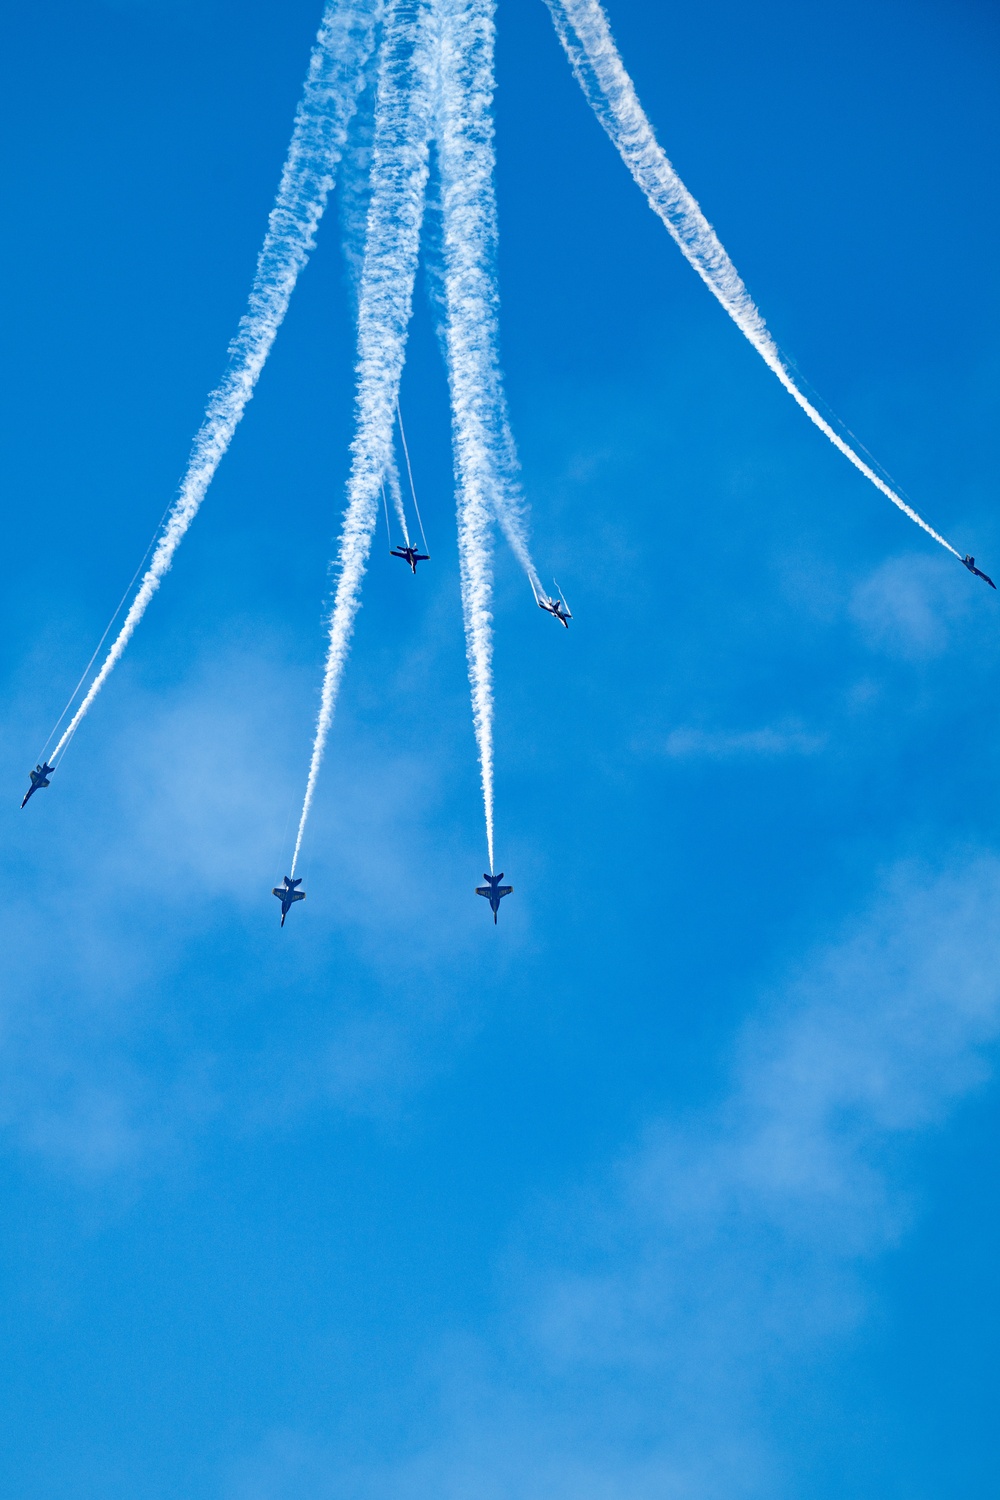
[[476, 871, 513, 924], [20, 762, 55, 809], [963, 555, 996, 589], [272, 875, 306, 927], [537, 590, 571, 627], [390, 544, 430, 574]]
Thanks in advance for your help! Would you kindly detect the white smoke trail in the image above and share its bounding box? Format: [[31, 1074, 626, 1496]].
[[455, 465, 497, 870], [50, 1, 378, 764], [338, 38, 382, 315], [291, 0, 435, 876], [456, 469, 497, 873], [340, 101, 415, 556], [434, 0, 544, 609], [384, 455, 412, 546], [544, 0, 961, 559], [435, 0, 548, 869]]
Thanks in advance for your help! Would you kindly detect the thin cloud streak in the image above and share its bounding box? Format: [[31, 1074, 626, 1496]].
[[663, 724, 825, 759]]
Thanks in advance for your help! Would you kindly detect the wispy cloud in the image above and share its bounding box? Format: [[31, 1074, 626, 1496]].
[[535, 857, 1000, 1353], [662, 723, 825, 760], [226, 854, 1000, 1498], [849, 553, 971, 660], [0, 641, 501, 1178]]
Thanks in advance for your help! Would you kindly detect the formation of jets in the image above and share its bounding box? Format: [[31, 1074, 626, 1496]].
[[23, 496, 995, 930], [269, 870, 516, 929]]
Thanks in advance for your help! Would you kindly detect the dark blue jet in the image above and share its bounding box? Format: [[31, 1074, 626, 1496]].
[[391, 544, 430, 574], [538, 591, 571, 627], [476, 871, 513, 924], [272, 875, 305, 927], [21, 761, 55, 809], [963, 555, 996, 589]]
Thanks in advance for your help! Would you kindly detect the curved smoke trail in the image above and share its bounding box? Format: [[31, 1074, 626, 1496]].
[[384, 458, 412, 547], [291, 0, 434, 876], [435, 0, 546, 869], [544, 0, 960, 559], [50, 0, 378, 763]]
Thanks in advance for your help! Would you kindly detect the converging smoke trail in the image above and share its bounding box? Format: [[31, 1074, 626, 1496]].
[[434, 0, 544, 608], [384, 456, 412, 546], [435, 0, 547, 868], [49, 1, 378, 764], [339, 79, 414, 554], [544, 0, 961, 559], [291, 0, 435, 876], [338, 37, 382, 314]]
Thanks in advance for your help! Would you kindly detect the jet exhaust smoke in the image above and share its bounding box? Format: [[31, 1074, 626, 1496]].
[[544, 0, 961, 560], [435, 0, 546, 870], [290, 0, 435, 877], [435, 0, 544, 607], [384, 456, 412, 547], [49, 0, 378, 764]]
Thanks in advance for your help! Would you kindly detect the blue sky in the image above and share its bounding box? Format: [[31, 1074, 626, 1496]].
[[2, 0, 999, 1495]]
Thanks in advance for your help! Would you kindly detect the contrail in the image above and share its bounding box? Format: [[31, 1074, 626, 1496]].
[[544, 0, 961, 560], [291, 0, 435, 876], [49, 0, 378, 764], [434, 0, 544, 608], [435, 0, 547, 869]]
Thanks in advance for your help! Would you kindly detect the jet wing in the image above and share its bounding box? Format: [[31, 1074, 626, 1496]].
[[498, 885, 513, 898], [475, 886, 491, 898]]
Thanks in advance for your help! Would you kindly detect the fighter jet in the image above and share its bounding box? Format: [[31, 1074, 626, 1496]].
[[272, 875, 306, 927], [963, 555, 996, 589], [476, 871, 513, 924], [390, 544, 430, 574], [537, 586, 571, 627], [20, 761, 55, 809]]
